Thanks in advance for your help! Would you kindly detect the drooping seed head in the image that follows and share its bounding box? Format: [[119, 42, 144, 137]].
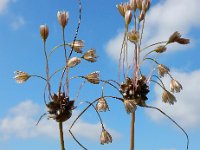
[[100, 128, 112, 145], [40, 24, 49, 41], [162, 90, 177, 105], [124, 99, 137, 114], [128, 30, 139, 44], [14, 71, 31, 84], [96, 97, 109, 112], [67, 57, 81, 68], [167, 31, 190, 44], [154, 45, 167, 53], [57, 11, 69, 28], [85, 71, 100, 84], [68, 40, 84, 53], [170, 79, 183, 93], [157, 64, 170, 77], [82, 48, 97, 62]]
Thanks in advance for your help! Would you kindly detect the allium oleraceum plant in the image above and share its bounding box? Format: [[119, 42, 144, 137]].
[[14, 1, 190, 150], [13, 1, 108, 150], [68, 0, 190, 150]]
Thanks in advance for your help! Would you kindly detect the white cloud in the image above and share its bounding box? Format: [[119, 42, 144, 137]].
[[146, 69, 200, 129], [11, 16, 26, 30], [106, 0, 200, 61], [0, 100, 120, 141], [0, 0, 15, 15]]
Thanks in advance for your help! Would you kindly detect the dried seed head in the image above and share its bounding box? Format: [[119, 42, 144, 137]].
[[130, 0, 137, 11], [40, 24, 49, 41], [154, 45, 167, 53], [100, 128, 112, 145], [162, 90, 177, 105], [128, 30, 139, 43], [124, 99, 137, 114], [82, 48, 97, 62], [96, 97, 109, 112], [157, 64, 170, 77], [68, 40, 84, 53], [116, 3, 131, 17], [57, 11, 69, 28], [170, 79, 183, 93], [14, 71, 31, 84], [167, 31, 190, 44], [67, 57, 81, 68], [85, 71, 100, 84], [125, 10, 132, 26]]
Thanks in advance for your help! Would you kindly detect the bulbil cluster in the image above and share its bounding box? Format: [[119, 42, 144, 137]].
[[47, 92, 75, 122]]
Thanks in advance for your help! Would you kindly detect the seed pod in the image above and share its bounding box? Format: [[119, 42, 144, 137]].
[[40, 24, 49, 41], [57, 11, 69, 28], [67, 57, 81, 68]]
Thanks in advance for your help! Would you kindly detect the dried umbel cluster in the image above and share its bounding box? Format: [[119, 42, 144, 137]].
[[47, 92, 75, 122]]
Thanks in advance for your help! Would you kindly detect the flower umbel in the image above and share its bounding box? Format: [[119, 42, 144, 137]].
[[170, 79, 183, 93], [14, 71, 31, 84], [96, 97, 109, 112], [162, 90, 177, 105], [100, 128, 112, 145]]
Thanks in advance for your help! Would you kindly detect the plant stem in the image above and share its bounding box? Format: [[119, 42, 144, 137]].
[[130, 112, 135, 150], [59, 122, 65, 150]]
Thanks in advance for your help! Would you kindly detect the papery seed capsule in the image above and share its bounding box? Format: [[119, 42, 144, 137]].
[[82, 48, 97, 62], [68, 40, 84, 53], [100, 128, 112, 145], [124, 99, 137, 114], [40, 24, 49, 41], [85, 71, 100, 84], [170, 79, 183, 93], [14, 71, 31, 84], [125, 10, 132, 26], [128, 30, 139, 44], [57, 11, 69, 28], [154, 45, 167, 53], [157, 64, 170, 77], [130, 0, 137, 11], [162, 90, 177, 105], [67, 57, 81, 68], [116, 3, 131, 17], [96, 97, 109, 112]]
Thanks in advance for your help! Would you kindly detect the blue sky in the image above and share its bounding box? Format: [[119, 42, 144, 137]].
[[0, 0, 200, 150]]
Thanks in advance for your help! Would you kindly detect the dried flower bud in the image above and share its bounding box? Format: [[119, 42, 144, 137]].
[[124, 99, 137, 114], [125, 10, 132, 26], [96, 97, 109, 112], [170, 79, 183, 93], [67, 57, 81, 68], [40, 24, 49, 41], [82, 48, 97, 62], [142, 0, 151, 12], [68, 40, 84, 53], [57, 11, 69, 28], [136, 0, 142, 10], [162, 90, 177, 105], [100, 128, 112, 145], [154, 45, 167, 53], [128, 30, 139, 43], [157, 64, 170, 77], [14, 71, 31, 83], [130, 0, 137, 11], [167, 31, 190, 44], [116, 3, 131, 17], [138, 10, 145, 22], [85, 71, 100, 84]]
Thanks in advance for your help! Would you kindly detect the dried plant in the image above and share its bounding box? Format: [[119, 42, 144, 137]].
[[13, 0, 104, 149], [68, 0, 190, 150]]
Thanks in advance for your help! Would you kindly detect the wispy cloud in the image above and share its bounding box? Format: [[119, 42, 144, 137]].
[[0, 100, 121, 141], [146, 69, 200, 129], [11, 16, 26, 30], [105, 0, 200, 61], [0, 0, 15, 15]]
